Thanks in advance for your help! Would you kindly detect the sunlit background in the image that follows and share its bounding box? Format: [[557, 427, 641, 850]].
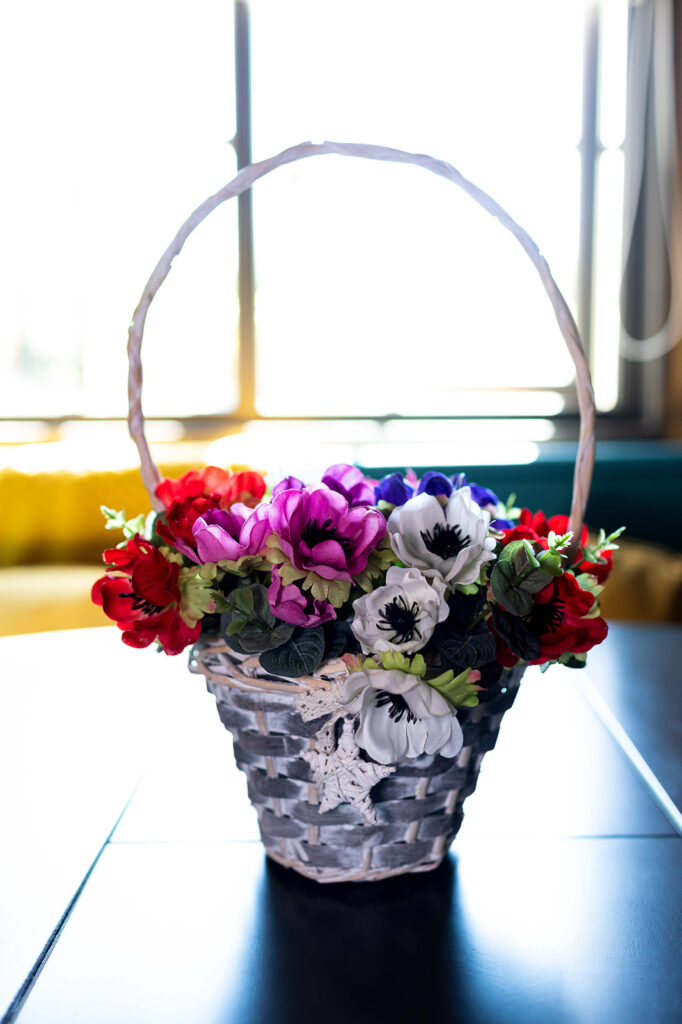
[[0, 0, 630, 450]]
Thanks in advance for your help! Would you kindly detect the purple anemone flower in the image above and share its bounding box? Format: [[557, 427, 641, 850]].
[[192, 503, 272, 565], [272, 476, 305, 498], [269, 484, 386, 582], [321, 464, 375, 507], [374, 472, 414, 507], [417, 472, 453, 498], [268, 572, 336, 627]]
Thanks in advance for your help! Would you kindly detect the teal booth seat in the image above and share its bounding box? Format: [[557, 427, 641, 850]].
[[361, 440, 682, 551]]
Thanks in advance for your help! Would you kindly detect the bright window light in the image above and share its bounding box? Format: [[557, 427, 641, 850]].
[[0, 0, 631, 435]]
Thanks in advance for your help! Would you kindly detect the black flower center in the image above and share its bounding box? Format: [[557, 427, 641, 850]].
[[301, 517, 341, 549], [529, 598, 565, 635], [375, 690, 417, 724], [377, 595, 422, 645], [119, 591, 164, 616], [420, 521, 471, 560]]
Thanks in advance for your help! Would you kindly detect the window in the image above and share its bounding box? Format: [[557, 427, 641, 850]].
[[1, 0, 670, 452]]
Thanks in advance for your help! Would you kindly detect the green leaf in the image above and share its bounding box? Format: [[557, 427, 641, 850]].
[[100, 505, 126, 528], [209, 590, 232, 613], [490, 606, 541, 662], [220, 613, 248, 652], [490, 560, 535, 616], [491, 539, 554, 615], [122, 513, 147, 539], [322, 620, 359, 660], [559, 651, 587, 669], [436, 627, 496, 671], [379, 651, 427, 677], [534, 549, 564, 577], [497, 493, 520, 521], [582, 525, 626, 562], [100, 505, 149, 540], [239, 619, 295, 653], [428, 667, 480, 708], [259, 627, 326, 678], [521, 567, 556, 592], [233, 587, 255, 615], [221, 584, 294, 653]]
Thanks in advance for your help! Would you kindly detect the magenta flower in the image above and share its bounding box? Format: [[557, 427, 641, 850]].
[[267, 572, 336, 627], [272, 475, 305, 498], [192, 503, 272, 565], [267, 484, 388, 604], [321, 464, 375, 507]]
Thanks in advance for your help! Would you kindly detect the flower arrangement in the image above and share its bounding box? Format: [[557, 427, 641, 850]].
[[93, 462, 622, 769]]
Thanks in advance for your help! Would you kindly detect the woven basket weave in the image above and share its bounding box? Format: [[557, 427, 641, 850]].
[[189, 640, 524, 882], [126, 141, 596, 882]]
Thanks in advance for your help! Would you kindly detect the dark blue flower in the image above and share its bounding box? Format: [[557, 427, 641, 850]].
[[449, 473, 499, 511], [417, 472, 453, 498], [374, 472, 414, 506], [469, 483, 499, 509]]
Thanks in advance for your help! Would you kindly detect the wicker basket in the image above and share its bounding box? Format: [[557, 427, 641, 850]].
[[126, 141, 596, 883], [188, 641, 524, 882]]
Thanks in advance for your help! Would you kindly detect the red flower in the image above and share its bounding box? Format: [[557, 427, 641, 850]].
[[92, 536, 200, 655], [154, 466, 266, 548], [492, 570, 608, 667], [501, 509, 613, 583]]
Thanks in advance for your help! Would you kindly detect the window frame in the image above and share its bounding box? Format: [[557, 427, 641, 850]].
[[1, 0, 670, 445]]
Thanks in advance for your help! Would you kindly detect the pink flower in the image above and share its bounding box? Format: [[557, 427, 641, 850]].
[[267, 572, 336, 627], [269, 484, 386, 583], [272, 475, 305, 497], [321, 464, 375, 507], [192, 503, 271, 565]]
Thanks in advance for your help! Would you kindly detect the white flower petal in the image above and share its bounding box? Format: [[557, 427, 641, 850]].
[[340, 668, 466, 765], [339, 670, 371, 711], [439, 716, 464, 758], [387, 488, 496, 587], [421, 713, 457, 756], [355, 698, 409, 764], [351, 565, 449, 655], [403, 681, 453, 719], [365, 668, 419, 695], [404, 716, 430, 758]]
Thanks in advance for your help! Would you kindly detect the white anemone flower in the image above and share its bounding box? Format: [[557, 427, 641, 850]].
[[351, 566, 449, 655], [387, 487, 496, 587], [340, 668, 464, 765]]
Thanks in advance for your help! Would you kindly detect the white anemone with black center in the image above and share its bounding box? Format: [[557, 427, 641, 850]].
[[339, 668, 464, 765], [387, 487, 496, 587], [350, 565, 449, 655]]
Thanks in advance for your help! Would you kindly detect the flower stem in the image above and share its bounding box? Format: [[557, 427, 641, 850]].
[[467, 606, 491, 632]]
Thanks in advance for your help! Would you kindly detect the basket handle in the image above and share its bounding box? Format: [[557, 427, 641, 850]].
[[128, 140, 596, 555]]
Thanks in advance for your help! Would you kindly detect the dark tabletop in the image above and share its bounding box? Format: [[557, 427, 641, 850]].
[[1, 625, 680, 1024]]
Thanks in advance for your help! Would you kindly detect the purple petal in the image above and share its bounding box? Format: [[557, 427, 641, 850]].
[[272, 476, 305, 497], [195, 525, 243, 563], [306, 538, 348, 571], [418, 472, 453, 497], [469, 483, 499, 508], [374, 472, 414, 506], [322, 464, 375, 506]]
